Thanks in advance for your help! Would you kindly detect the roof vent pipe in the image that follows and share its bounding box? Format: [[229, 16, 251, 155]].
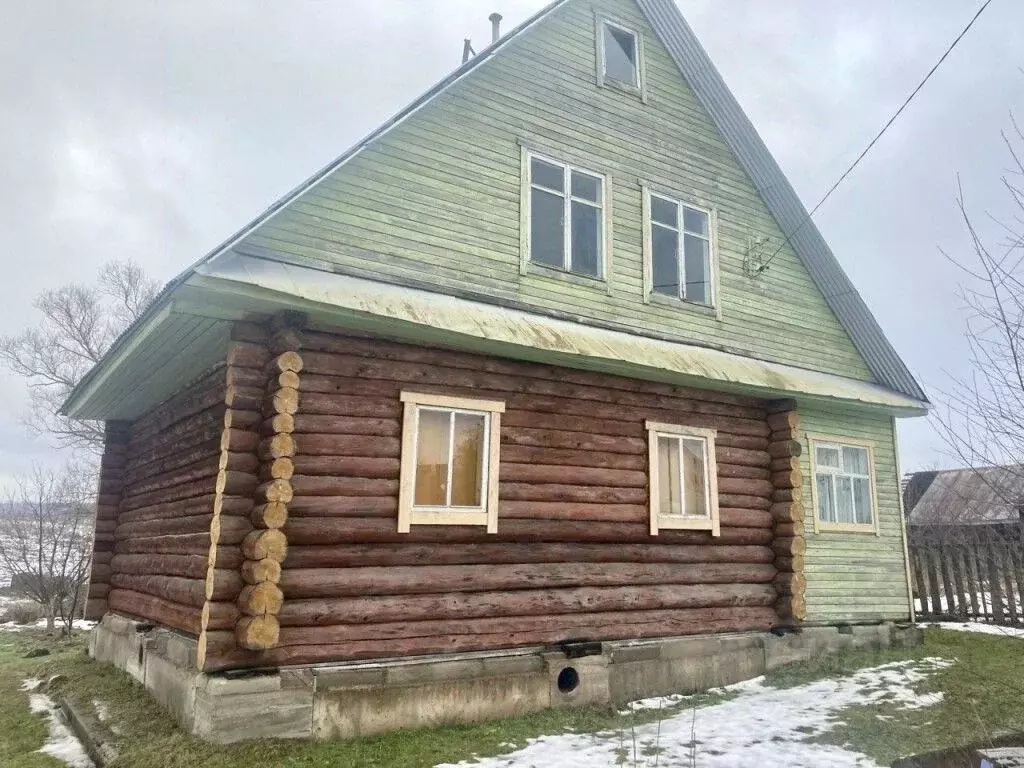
[[489, 12, 503, 44]]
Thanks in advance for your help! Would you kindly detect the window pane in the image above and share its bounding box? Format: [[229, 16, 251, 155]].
[[651, 196, 678, 228], [853, 477, 873, 525], [682, 438, 708, 517], [531, 187, 564, 267], [531, 158, 564, 192], [414, 409, 450, 506], [604, 25, 637, 85], [658, 436, 682, 516], [842, 446, 869, 475], [450, 413, 486, 507], [836, 475, 855, 523], [816, 446, 840, 468], [570, 200, 601, 276], [571, 171, 601, 203], [683, 233, 710, 305], [683, 206, 708, 236], [816, 473, 835, 523], [652, 226, 679, 297]]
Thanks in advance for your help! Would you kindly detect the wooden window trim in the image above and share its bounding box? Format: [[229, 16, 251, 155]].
[[398, 391, 504, 534], [641, 184, 721, 318], [595, 14, 647, 103], [646, 420, 720, 536], [807, 433, 880, 536], [520, 146, 610, 283]]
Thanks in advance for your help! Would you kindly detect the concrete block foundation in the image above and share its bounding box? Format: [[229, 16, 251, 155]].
[[89, 614, 922, 744]]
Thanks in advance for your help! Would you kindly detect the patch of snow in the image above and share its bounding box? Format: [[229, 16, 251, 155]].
[[435, 657, 953, 768], [22, 680, 94, 768], [621, 692, 687, 713], [0, 618, 95, 633], [979, 747, 1024, 767], [929, 621, 1024, 638], [92, 700, 109, 723]]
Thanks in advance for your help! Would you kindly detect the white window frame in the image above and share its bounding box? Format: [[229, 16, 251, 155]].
[[807, 434, 879, 535], [521, 149, 609, 280], [641, 185, 719, 314], [595, 16, 646, 101], [646, 421, 720, 536], [398, 391, 504, 533]]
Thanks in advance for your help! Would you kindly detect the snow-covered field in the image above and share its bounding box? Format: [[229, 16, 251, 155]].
[[0, 617, 95, 633], [436, 657, 953, 768], [927, 621, 1024, 638]]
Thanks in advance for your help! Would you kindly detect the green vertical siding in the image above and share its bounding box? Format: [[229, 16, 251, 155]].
[[800, 406, 912, 622], [240, 0, 874, 382]]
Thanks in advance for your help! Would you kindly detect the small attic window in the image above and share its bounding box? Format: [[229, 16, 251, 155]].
[[597, 19, 644, 99]]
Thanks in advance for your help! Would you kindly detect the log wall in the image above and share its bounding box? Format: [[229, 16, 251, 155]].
[[107, 365, 233, 636], [202, 327, 784, 670], [85, 421, 129, 619]]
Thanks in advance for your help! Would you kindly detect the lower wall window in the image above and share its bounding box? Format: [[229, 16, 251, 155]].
[[646, 421, 720, 536], [809, 435, 878, 534], [398, 392, 504, 533]]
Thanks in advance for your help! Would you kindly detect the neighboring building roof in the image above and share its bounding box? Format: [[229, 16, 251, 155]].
[[907, 466, 1024, 527], [63, 0, 927, 418]]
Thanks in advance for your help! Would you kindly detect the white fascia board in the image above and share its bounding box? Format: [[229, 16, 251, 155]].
[[191, 253, 929, 416]]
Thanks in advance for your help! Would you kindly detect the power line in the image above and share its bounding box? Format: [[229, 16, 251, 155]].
[[757, 0, 997, 274]]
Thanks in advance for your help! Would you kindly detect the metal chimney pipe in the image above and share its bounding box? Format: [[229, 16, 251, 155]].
[[489, 13, 503, 44]]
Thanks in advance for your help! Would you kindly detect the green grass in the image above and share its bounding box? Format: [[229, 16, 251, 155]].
[[3, 626, 1024, 767]]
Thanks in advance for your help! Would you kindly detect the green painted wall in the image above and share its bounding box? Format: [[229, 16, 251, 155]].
[[239, 0, 875, 382], [799, 405, 912, 623]]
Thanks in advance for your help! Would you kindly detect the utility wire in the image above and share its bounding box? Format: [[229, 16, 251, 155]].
[[757, 0, 997, 273]]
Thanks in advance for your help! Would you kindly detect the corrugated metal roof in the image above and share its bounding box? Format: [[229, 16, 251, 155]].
[[637, 0, 926, 403], [908, 466, 1024, 526], [64, 0, 927, 416]]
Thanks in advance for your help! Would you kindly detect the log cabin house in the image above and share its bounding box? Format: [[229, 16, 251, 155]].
[[66, 0, 928, 742]]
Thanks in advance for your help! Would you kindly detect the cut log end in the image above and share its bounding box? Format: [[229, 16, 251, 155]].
[[236, 615, 281, 650], [251, 502, 289, 530], [241, 529, 289, 562], [238, 582, 284, 616], [241, 558, 283, 585]]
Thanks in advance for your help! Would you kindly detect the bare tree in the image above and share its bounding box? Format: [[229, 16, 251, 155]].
[[0, 260, 158, 453], [0, 464, 95, 634]]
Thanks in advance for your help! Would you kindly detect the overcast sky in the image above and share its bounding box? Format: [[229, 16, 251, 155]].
[[2, 0, 1022, 490]]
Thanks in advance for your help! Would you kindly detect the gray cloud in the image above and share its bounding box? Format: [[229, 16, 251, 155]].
[[2, 0, 1022, 488]]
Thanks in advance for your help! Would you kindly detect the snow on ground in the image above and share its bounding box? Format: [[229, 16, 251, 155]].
[[22, 678, 94, 768], [436, 658, 953, 768], [928, 621, 1024, 638], [0, 618, 95, 633]]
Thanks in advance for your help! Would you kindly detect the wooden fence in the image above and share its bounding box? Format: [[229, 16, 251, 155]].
[[909, 524, 1024, 625]]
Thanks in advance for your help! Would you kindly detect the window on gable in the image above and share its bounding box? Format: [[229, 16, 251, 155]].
[[809, 437, 877, 534], [602, 22, 638, 87], [398, 392, 504, 533], [648, 192, 714, 307], [646, 421, 720, 536], [528, 154, 605, 278]]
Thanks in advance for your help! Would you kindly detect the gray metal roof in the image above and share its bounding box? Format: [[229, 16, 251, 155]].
[[64, 0, 927, 416], [637, 0, 926, 403], [907, 467, 1024, 526]]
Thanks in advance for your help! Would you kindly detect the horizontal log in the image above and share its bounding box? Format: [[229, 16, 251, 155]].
[[219, 451, 259, 474], [768, 456, 801, 474], [274, 606, 779, 648], [774, 572, 807, 596], [130, 368, 226, 440], [220, 428, 260, 454], [770, 502, 803, 523], [772, 537, 806, 558], [499, 483, 646, 505], [280, 562, 778, 599], [115, 513, 250, 540], [498, 501, 646, 523], [770, 428, 801, 442], [223, 408, 262, 431], [717, 477, 774, 497], [93, 551, 114, 565], [283, 517, 773, 546], [227, 341, 270, 370], [238, 583, 284, 616], [773, 488, 803, 504], [774, 521, 804, 538], [766, 411, 799, 432], [775, 554, 805, 573], [500, 444, 646, 471], [771, 469, 802, 490], [718, 508, 773, 529], [111, 552, 241, 580], [290, 456, 398, 479], [283, 542, 776, 569], [117, 494, 251, 526], [236, 615, 280, 651], [292, 414, 400, 437], [279, 582, 777, 626], [500, 463, 647, 488], [287, 496, 397, 517], [502, 426, 646, 455], [108, 589, 201, 635], [226, 365, 265, 390], [111, 570, 243, 605], [299, 393, 402, 418], [205, 600, 241, 631], [777, 594, 807, 622], [225, 385, 263, 412], [85, 598, 107, 621], [717, 463, 771, 481], [122, 454, 220, 498], [89, 583, 110, 599], [242, 558, 282, 585], [213, 470, 259, 498], [251, 502, 289, 529], [768, 440, 803, 459], [242, 529, 288, 562], [293, 434, 400, 458], [717, 494, 771, 511], [290, 476, 397, 498], [113, 533, 212, 556], [261, 413, 295, 435]]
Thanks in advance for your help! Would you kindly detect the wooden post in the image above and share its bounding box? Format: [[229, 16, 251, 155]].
[[962, 547, 981, 621], [86, 421, 130, 620], [765, 399, 805, 623], [910, 546, 927, 615], [949, 546, 968, 619], [938, 545, 958, 617], [987, 535, 1005, 625]]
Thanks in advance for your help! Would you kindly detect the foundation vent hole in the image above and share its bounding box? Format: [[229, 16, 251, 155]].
[[557, 666, 580, 694]]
